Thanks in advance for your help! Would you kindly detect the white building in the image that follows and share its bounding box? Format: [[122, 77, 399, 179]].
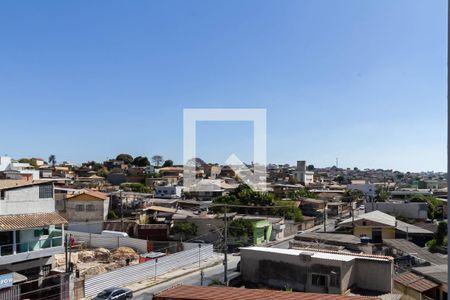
[[294, 160, 314, 186], [155, 186, 183, 198], [0, 180, 67, 277], [0, 156, 40, 180], [347, 181, 376, 202]]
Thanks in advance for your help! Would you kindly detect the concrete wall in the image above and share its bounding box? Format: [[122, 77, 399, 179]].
[[366, 202, 428, 220], [241, 248, 393, 294], [354, 226, 395, 240], [65, 199, 108, 222], [241, 249, 349, 294], [354, 259, 392, 293], [0, 185, 55, 214]]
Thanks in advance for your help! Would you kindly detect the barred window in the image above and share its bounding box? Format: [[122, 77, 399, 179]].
[[75, 204, 84, 212], [39, 184, 53, 199], [86, 204, 95, 212]]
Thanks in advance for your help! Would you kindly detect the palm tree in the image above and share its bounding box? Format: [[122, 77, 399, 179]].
[[48, 155, 56, 167]]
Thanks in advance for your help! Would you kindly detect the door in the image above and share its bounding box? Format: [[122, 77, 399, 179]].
[[372, 228, 382, 243]]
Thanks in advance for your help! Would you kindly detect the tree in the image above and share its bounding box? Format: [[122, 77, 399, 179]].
[[435, 221, 447, 246], [289, 188, 317, 199], [162, 159, 174, 167], [228, 219, 254, 246], [132, 156, 150, 167], [152, 155, 164, 166], [116, 154, 133, 165], [306, 164, 314, 171], [48, 155, 56, 167], [119, 183, 151, 193], [171, 222, 198, 240], [375, 187, 390, 202], [343, 189, 363, 203]]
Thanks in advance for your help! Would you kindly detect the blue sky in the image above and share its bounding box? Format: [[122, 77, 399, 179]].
[[0, 0, 447, 172]]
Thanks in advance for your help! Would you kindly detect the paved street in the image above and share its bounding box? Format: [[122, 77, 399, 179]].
[[133, 255, 240, 300]]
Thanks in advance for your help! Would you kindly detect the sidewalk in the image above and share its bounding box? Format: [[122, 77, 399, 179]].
[[125, 253, 223, 293]]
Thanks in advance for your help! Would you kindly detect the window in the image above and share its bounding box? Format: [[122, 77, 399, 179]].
[[311, 274, 326, 287], [86, 204, 95, 212], [39, 184, 53, 199], [75, 205, 84, 212]]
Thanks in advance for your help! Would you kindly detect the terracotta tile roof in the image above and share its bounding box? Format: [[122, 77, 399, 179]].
[[66, 190, 108, 201], [0, 180, 53, 190], [0, 212, 67, 231], [394, 272, 438, 292], [154, 285, 381, 300]]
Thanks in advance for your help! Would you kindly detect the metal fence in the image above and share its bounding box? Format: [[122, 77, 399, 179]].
[[67, 231, 149, 253], [84, 244, 213, 298], [0, 285, 20, 300]]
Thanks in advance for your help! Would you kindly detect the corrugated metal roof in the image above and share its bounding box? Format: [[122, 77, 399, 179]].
[[0, 212, 67, 231], [339, 211, 396, 227], [383, 239, 447, 266], [154, 285, 381, 300], [412, 265, 448, 285], [394, 272, 438, 292], [290, 247, 393, 262]]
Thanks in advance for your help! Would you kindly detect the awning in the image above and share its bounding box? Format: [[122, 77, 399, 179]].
[[0, 212, 67, 231]]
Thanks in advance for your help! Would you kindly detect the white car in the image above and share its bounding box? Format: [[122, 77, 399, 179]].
[[359, 205, 365, 210]]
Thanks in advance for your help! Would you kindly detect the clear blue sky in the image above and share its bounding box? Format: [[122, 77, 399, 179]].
[[0, 0, 447, 172]]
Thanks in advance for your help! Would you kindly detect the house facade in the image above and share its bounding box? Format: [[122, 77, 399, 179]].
[[0, 180, 67, 278]]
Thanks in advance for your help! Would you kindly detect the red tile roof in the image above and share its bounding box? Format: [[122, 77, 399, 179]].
[[66, 190, 108, 200], [394, 272, 438, 292], [154, 285, 381, 300]]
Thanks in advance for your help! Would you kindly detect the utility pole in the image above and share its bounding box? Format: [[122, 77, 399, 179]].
[[120, 190, 124, 232], [64, 234, 68, 272], [323, 200, 327, 232], [223, 205, 228, 285]]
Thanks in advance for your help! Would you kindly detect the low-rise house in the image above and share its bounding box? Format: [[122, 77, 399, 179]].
[[338, 211, 434, 246], [64, 190, 109, 223], [240, 246, 393, 295], [394, 271, 441, 300], [411, 265, 447, 300], [327, 202, 350, 217], [155, 186, 183, 199], [366, 201, 428, 220], [0, 180, 67, 278], [271, 183, 304, 199], [383, 239, 447, 268]]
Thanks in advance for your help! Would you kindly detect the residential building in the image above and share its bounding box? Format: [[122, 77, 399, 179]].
[[411, 265, 447, 300], [394, 271, 442, 300], [0, 156, 40, 180], [155, 186, 183, 199], [291, 232, 373, 254], [347, 181, 376, 202], [63, 190, 110, 233], [0, 180, 67, 278], [338, 211, 434, 246], [240, 246, 393, 295], [366, 201, 428, 220], [294, 161, 314, 186]]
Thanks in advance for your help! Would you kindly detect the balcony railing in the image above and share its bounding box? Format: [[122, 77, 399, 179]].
[[0, 236, 63, 257]]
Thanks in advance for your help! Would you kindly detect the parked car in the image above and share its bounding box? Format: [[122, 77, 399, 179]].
[[93, 287, 133, 300], [359, 205, 365, 210]]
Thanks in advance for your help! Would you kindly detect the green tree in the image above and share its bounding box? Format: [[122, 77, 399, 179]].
[[162, 159, 174, 167], [343, 189, 363, 203], [120, 183, 151, 193], [228, 219, 254, 246], [171, 222, 198, 239], [289, 188, 317, 199], [116, 154, 134, 164], [132, 156, 150, 167], [306, 164, 314, 171], [375, 187, 390, 202], [435, 221, 447, 246]]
